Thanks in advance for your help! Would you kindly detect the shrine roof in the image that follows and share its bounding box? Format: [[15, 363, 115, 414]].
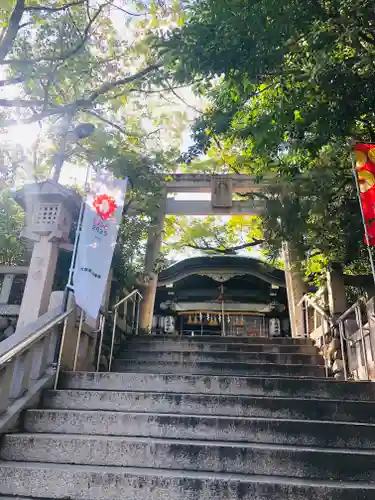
[[158, 255, 285, 287]]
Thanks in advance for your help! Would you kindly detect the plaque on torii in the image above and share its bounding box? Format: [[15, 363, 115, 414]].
[[211, 175, 233, 209]]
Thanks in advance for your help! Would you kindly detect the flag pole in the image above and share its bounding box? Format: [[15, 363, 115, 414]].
[[350, 150, 375, 285], [66, 163, 92, 291]]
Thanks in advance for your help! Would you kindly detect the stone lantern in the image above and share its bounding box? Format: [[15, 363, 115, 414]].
[[13, 180, 81, 330]]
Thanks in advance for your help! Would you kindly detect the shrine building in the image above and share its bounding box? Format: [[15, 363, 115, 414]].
[[152, 255, 289, 337]]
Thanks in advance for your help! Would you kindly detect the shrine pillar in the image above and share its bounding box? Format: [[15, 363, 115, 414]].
[[282, 241, 308, 337], [326, 263, 347, 319], [139, 194, 167, 332]]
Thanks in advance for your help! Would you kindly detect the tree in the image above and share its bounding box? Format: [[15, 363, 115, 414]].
[[161, 0, 375, 148], [164, 214, 263, 255], [1, 2, 151, 123], [0, 189, 27, 265], [0, 0, 189, 181], [0, 0, 195, 290], [0, 138, 28, 266], [0, 0, 192, 141], [157, 0, 375, 280]]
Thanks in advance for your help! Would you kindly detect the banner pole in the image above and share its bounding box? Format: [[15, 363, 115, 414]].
[[66, 163, 92, 291], [351, 152, 375, 285]]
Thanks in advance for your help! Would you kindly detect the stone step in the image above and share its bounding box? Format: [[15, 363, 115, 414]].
[[42, 390, 375, 422], [24, 409, 375, 449], [116, 350, 323, 365], [2, 434, 375, 481], [0, 462, 374, 499], [127, 335, 312, 345], [124, 341, 318, 354], [111, 359, 325, 377], [59, 372, 375, 400]]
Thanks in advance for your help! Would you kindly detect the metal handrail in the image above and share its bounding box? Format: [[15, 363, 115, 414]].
[[300, 293, 375, 381], [336, 297, 370, 381], [96, 315, 106, 372], [298, 293, 333, 378], [0, 308, 73, 368], [336, 297, 366, 323], [112, 289, 143, 310], [108, 288, 143, 372], [298, 293, 333, 325]]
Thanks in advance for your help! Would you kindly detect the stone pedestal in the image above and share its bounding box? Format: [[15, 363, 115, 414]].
[[13, 180, 80, 331], [139, 195, 167, 332], [282, 242, 308, 337]]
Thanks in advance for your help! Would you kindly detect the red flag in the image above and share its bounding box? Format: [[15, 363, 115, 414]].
[[353, 143, 375, 245]]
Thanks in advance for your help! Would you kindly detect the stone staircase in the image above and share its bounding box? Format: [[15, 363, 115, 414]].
[[1, 335, 375, 499]]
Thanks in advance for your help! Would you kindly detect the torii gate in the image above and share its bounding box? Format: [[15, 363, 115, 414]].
[[165, 174, 266, 215], [139, 174, 306, 337]]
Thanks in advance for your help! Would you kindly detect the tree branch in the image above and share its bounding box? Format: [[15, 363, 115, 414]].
[[358, 118, 375, 142], [1, 108, 67, 126], [236, 191, 272, 201], [0, 98, 47, 107], [110, 3, 144, 16], [111, 83, 190, 98], [146, 127, 162, 137], [163, 80, 203, 114], [0, 75, 26, 87], [185, 239, 264, 254], [84, 109, 130, 135], [88, 62, 162, 101], [1, 2, 105, 66], [0, 62, 161, 126], [84, 109, 161, 138], [359, 31, 375, 47], [0, 0, 25, 62], [25, 1, 86, 12]]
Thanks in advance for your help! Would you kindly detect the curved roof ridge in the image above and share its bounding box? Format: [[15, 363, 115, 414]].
[[158, 255, 285, 287]]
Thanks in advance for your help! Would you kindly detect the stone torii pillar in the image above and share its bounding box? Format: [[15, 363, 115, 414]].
[[13, 180, 80, 330], [326, 263, 347, 319], [139, 194, 167, 332], [282, 242, 308, 337]]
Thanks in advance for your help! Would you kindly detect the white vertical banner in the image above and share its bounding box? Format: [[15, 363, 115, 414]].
[[74, 171, 127, 319]]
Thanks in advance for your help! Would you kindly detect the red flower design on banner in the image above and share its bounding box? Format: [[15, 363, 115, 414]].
[[93, 193, 117, 221]]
